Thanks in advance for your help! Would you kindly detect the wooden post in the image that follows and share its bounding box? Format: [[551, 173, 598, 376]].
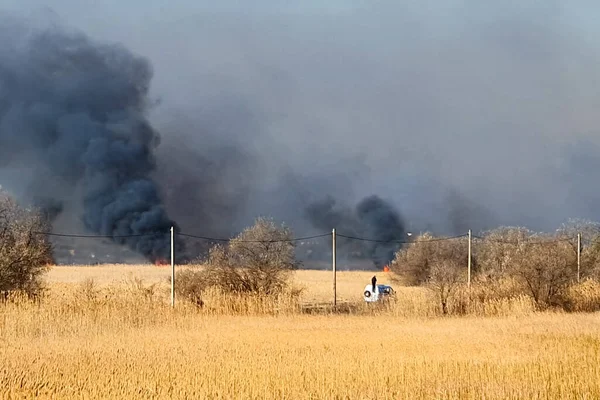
[[170, 226, 175, 308], [332, 228, 337, 308], [468, 229, 472, 288], [577, 233, 581, 283]]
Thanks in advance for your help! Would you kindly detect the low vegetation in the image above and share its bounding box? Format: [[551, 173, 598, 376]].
[[1, 272, 600, 398], [0, 191, 53, 299], [391, 220, 600, 314], [3, 196, 600, 397], [174, 217, 300, 306]]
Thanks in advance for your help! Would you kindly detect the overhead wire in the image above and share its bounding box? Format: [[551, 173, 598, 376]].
[[472, 235, 576, 245], [32, 231, 160, 238], [33, 230, 332, 243], [32, 230, 578, 245], [335, 233, 468, 244], [176, 232, 332, 243]]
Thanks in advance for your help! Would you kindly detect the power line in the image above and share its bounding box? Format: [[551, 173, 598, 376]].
[[175, 233, 229, 242], [32, 230, 332, 243], [33, 231, 160, 238], [32, 229, 576, 245], [472, 235, 576, 245], [336, 233, 468, 244], [176, 232, 332, 243]]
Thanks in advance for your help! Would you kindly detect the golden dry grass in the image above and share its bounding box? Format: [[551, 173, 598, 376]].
[[1, 265, 599, 399], [45, 265, 397, 303], [45, 264, 174, 285]]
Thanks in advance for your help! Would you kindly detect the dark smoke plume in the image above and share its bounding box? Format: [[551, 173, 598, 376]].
[[356, 195, 406, 267], [0, 19, 179, 261], [306, 195, 406, 268], [4, 3, 599, 266]]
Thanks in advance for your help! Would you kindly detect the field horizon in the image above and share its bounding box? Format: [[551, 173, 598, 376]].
[[45, 264, 397, 305]]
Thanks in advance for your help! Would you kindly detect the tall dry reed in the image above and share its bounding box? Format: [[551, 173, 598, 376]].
[[2, 285, 600, 399]]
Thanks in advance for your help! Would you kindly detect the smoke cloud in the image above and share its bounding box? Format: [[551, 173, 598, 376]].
[[0, 18, 178, 261], [2, 2, 600, 265], [306, 195, 405, 268]]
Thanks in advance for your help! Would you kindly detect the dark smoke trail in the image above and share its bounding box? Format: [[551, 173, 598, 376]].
[[355, 195, 406, 269], [305, 194, 406, 268], [0, 19, 180, 260]]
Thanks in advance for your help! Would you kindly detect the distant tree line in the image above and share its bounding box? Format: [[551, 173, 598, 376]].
[[391, 219, 600, 313], [4, 183, 600, 315]]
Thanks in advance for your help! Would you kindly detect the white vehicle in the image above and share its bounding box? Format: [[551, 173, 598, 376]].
[[363, 284, 395, 302]]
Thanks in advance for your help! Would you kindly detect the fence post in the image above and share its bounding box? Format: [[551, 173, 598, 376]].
[[468, 229, 472, 288], [332, 228, 337, 308], [577, 232, 581, 283], [170, 226, 175, 308]]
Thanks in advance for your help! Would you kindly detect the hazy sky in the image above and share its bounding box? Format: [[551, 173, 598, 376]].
[[3, 1, 600, 235]]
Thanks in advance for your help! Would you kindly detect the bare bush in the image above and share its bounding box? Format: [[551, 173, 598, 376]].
[[0, 192, 53, 298], [174, 268, 207, 307], [581, 241, 600, 280], [204, 217, 299, 294], [123, 274, 158, 303], [563, 279, 600, 312], [390, 233, 436, 285], [392, 234, 470, 314], [427, 238, 470, 314], [175, 218, 300, 305], [475, 228, 580, 309], [77, 278, 101, 303], [390, 224, 600, 314], [556, 218, 600, 280], [513, 239, 576, 309], [475, 227, 533, 281], [473, 228, 539, 305]]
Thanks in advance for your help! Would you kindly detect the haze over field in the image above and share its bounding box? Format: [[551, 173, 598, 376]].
[[1, 1, 600, 262]]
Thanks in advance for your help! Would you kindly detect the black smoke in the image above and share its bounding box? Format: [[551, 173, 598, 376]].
[[5, 3, 600, 266], [0, 20, 180, 261], [306, 195, 406, 268], [151, 112, 260, 240]]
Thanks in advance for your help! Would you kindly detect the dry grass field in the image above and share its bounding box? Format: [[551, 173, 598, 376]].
[[45, 265, 396, 303], [1, 264, 600, 399]]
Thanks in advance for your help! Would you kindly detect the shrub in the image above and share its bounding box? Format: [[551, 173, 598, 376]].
[[202, 217, 300, 295], [556, 219, 600, 280], [475, 228, 578, 310], [174, 218, 301, 306], [511, 240, 576, 309], [0, 192, 53, 299], [426, 238, 470, 314], [123, 274, 158, 303], [475, 227, 533, 281], [174, 268, 207, 307], [391, 234, 470, 314], [563, 279, 600, 312], [390, 233, 436, 286]]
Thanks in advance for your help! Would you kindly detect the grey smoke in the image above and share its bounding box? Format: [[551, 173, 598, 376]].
[[2, 2, 600, 264], [356, 196, 406, 267], [306, 195, 405, 268], [0, 18, 179, 261]]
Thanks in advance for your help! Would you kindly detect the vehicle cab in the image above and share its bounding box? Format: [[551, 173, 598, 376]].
[[363, 284, 395, 302]]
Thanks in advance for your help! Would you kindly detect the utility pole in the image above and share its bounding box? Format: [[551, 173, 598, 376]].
[[332, 228, 337, 308], [170, 226, 175, 308], [468, 229, 472, 288], [577, 232, 581, 283]]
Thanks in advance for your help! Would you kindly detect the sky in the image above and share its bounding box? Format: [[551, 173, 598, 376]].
[[2, 0, 600, 238]]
